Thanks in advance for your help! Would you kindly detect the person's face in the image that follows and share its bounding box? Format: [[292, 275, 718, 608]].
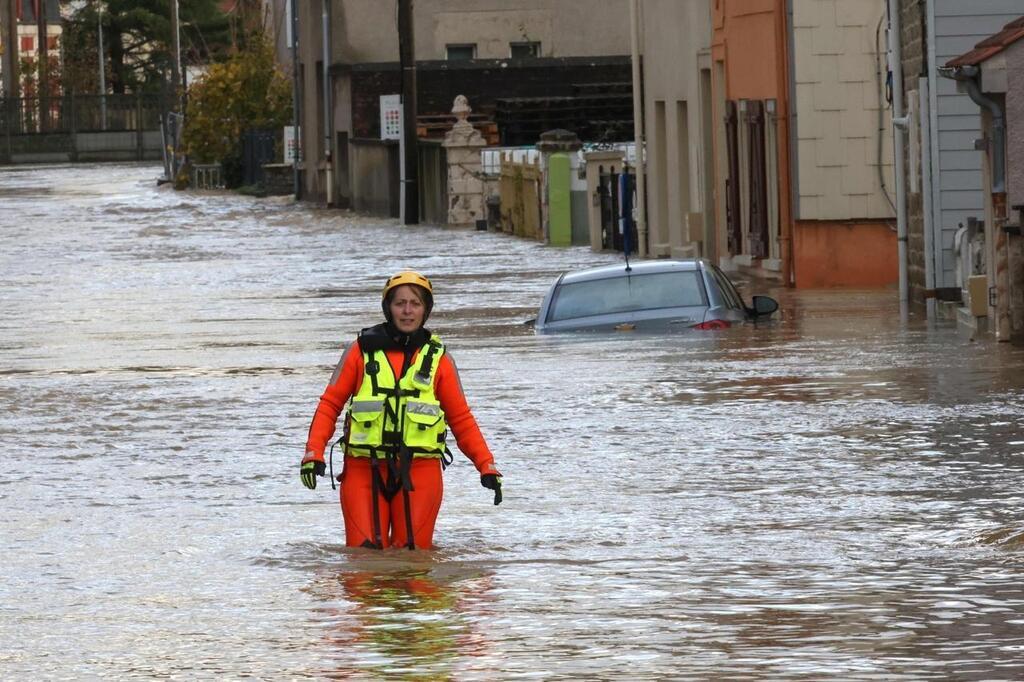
[[389, 285, 425, 333]]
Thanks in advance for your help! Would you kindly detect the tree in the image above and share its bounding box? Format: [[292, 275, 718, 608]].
[[182, 33, 292, 178], [62, 0, 230, 95]]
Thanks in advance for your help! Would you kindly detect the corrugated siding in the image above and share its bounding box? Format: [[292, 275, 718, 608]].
[[932, 0, 1022, 286]]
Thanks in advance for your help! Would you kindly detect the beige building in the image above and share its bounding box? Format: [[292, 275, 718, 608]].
[[296, 1, 632, 205], [638, 0, 713, 259]]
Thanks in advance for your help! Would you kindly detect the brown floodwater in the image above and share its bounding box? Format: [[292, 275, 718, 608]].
[[3, 163, 1024, 679]]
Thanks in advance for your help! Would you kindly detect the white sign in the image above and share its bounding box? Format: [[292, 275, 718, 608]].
[[283, 125, 300, 163], [380, 94, 402, 140]]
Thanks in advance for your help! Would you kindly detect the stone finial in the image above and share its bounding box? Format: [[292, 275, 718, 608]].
[[452, 95, 471, 123], [443, 94, 485, 148]]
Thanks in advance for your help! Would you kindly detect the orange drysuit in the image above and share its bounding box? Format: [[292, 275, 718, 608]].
[[305, 327, 499, 549]]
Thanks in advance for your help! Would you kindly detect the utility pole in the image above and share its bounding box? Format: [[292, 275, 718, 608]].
[[170, 0, 181, 111], [36, 0, 48, 132], [3, 0, 18, 139], [97, 3, 106, 129], [398, 0, 418, 224], [289, 0, 301, 198], [321, 0, 333, 206]]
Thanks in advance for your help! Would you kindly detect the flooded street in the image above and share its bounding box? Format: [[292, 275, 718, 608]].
[[5, 163, 1024, 679]]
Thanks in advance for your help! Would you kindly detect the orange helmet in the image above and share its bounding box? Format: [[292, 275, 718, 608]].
[[382, 271, 434, 323]]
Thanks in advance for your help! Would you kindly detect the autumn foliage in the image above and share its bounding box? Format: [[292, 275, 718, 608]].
[[183, 36, 292, 165]]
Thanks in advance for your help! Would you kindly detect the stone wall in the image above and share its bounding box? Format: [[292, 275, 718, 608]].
[[900, 0, 928, 305]]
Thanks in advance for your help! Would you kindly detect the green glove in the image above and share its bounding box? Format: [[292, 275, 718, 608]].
[[301, 460, 326, 489], [480, 474, 503, 505]]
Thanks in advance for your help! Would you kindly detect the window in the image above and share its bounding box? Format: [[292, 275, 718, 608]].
[[445, 44, 476, 61], [509, 42, 540, 58], [708, 266, 745, 311], [548, 272, 707, 322], [47, 37, 58, 51], [21, 36, 33, 52]]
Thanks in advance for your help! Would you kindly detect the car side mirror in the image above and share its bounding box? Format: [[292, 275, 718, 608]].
[[751, 295, 778, 317]]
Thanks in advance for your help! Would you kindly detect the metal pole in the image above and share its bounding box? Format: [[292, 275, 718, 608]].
[[398, 0, 418, 224], [321, 0, 333, 206], [629, 0, 647, 257], [98, 3, 107, 129], [886, 0, 909, 312], [289, 0, 301, 198], [36, 0, 48, 132], [4, 0, 18, 98], [170, 0, 181, 111]]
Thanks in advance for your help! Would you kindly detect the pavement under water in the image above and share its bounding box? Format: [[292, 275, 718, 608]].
[[3, 163, 1024, 679]]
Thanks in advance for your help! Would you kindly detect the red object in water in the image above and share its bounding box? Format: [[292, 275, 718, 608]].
[[692, 319, 731, 330]]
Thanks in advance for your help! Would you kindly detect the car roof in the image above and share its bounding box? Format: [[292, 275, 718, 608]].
[[558, 259, 708, 285]]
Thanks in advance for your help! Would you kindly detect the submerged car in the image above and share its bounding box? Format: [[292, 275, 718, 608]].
[[535, 259, 779, 333]]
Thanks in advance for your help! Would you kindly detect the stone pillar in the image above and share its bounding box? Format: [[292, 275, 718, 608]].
[[442, 95, 487, 227]]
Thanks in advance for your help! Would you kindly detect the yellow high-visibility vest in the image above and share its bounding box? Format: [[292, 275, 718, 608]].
[[346, 335, 447, 458]]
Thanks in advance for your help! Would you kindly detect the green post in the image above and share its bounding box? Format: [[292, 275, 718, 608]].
[[548, 152, 572, 246]]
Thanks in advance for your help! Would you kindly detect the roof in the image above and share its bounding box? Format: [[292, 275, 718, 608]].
[[946, 16, 1024, 67], [559, 259, 704, 284]]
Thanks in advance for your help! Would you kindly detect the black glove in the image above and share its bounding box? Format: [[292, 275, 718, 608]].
[[301, 460, 326, 489], [480, 474, 503, 506]]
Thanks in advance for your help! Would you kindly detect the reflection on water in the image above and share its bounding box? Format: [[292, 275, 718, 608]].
[[306, 556, 494, 680], [4, 164, 1024, 679]]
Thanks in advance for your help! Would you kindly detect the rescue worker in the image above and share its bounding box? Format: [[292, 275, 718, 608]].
[[301, 271, 503, 549]]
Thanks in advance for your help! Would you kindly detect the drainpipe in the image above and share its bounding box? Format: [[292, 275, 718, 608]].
[[886, 0, 909, 308], [629, 0, 647, 258], [942, 63, 1009, 339], [322, 0, 334, 207], [945, 65, 1005, 193]]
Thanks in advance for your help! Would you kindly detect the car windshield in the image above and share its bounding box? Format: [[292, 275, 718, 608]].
[[548, 271, 706, 322]]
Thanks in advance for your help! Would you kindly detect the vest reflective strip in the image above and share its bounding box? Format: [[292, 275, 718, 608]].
[[352, 399, 384, 413], [405, 401, 440, 417]]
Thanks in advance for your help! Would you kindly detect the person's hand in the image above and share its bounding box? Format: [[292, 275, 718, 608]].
[[480, 473, 502, 505], [301, 460, 326, 489]]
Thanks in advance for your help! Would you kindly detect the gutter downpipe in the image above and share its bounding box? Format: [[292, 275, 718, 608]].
[[629, 0, 647, 258], [784, 0, 798, 286], [322, 0, 334, 207], [944, 63, 1009, 339], [886, 0, 909, 312]]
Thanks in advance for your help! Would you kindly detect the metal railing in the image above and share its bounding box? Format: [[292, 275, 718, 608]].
[[1, 93, 168, 163]]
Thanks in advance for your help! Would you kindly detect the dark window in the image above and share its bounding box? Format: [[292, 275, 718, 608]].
[[548, 272, 707, 322], [708, 266, 745, 310], [510, 42, 540, 58], [446, 44, 476, 61]]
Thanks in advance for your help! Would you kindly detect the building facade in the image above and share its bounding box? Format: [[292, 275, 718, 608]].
[[896, 0, 1023, 317], [639, 0, 713, 260], [295, 1, 632, 206]]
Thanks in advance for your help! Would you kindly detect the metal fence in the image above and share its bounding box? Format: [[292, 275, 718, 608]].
[[1, 93, 166, 164]]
